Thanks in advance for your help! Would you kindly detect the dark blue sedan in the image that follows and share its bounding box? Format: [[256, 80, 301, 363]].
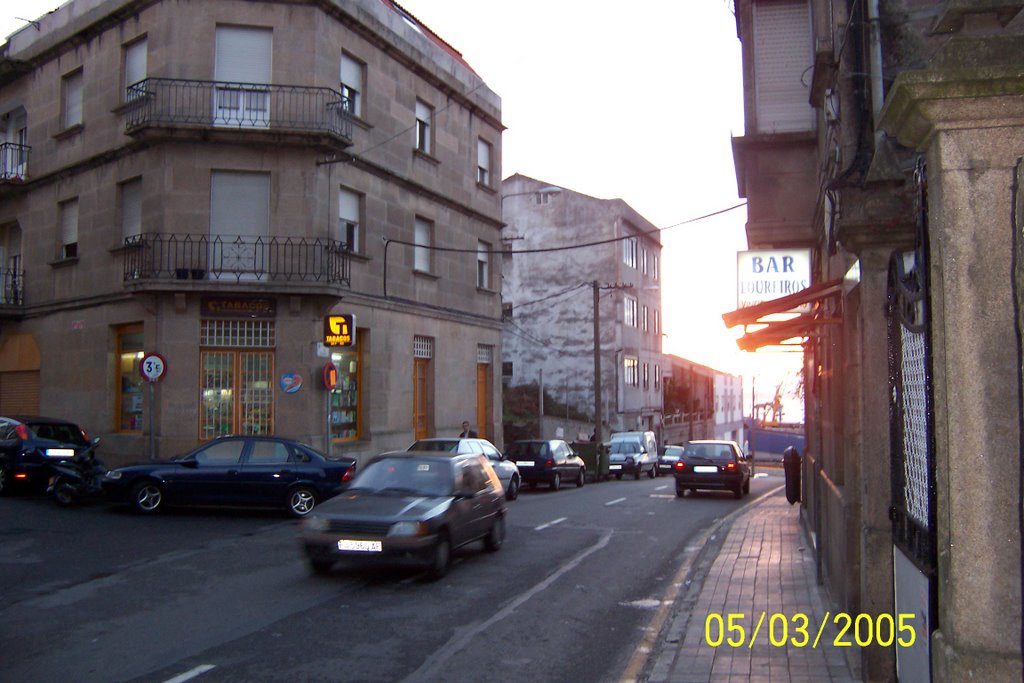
[[103, 436, 356, 517]]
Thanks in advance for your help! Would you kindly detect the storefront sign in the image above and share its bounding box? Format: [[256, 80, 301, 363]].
[[280, 373, 303, 394], [201, 297, 276, 318], [323, 314, 356, 347], [736, 249, 811, 309]]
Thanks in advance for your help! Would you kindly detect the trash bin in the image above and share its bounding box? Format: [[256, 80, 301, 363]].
[[783, 446, 801, 505], [574, 442, 599, 482]]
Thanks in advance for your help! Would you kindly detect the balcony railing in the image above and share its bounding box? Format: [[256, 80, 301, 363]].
[[124, 78, 353, 141], [123, 233, 350, 287], [0, 268, 24, 306], [0, 142, 30, 181]]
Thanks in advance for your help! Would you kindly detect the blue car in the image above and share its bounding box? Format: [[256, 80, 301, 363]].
[[103, 435, 356, 517], [0, 416, 93, 494]]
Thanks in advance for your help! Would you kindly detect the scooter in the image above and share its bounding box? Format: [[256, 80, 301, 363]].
[[47, 438, 105, 506]]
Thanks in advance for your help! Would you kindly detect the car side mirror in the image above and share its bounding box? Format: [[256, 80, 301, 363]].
[[181, 459, 199, 469]]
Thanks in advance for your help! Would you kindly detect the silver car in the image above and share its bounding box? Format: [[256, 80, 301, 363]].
[[408, 437, 520, 500]]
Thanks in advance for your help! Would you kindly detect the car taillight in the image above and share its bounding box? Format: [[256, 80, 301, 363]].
[[15, 424, 29, 440], [14, 472, 28, 480], [545, 458, 554, 468], [674, 460, 685, 471], [726, 462, 736, 470], [342, 467, 355, 482]]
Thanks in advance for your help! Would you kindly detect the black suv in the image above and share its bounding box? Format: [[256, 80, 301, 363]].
[[0, 416, 92, 494]]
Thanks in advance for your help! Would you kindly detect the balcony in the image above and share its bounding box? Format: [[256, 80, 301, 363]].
[[0, 142, 30, 182], [124, 78, 353, 148], [123, 233, 350, 296], [0, 268, 24, 317]]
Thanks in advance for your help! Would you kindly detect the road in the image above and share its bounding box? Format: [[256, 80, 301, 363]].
[[0, 471, 782, 682]]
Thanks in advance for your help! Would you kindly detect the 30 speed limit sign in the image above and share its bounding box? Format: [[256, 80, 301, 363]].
[[139, 353, 167, 383]]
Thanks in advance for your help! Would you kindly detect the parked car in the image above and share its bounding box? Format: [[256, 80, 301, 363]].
[[506, 439, 586, 490], [102, 435, 356, 517], [300, 450, 506, 580], [607, 438, 656, 480], [408, 437, 520, 500], [0, 416, 94, 495], [658, 445, 685, 475], [673, 440, 752, 499]]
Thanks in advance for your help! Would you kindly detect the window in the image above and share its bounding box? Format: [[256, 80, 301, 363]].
[[623, 236, 637, 269], [642, 248, 648, 275], [59, 198, 79, 260], [477, 241, 490, 289], [752, 0, 814, 133], [330, 335, 362, 442], [653, 253, 659, 281], [642, 305, 649, 333], [643, 363, 650, 389], [199, 319, 275, 439], [340, 53, 363, 117], [414, 217, 432, 273], [415, 100, 432, 154], [120, 178, 142, 241], [624, 295, 638, 328], [62, 69, 83, 129], [116, 324, 144, 432], [210, 171, 269, 279], [477, 139, 492, 186], [655, 364, 661, 390], [654, 309, 661, 336], [214, 26, 272, 128], [123, 37, 147, 101], [248, 440, 290, 464], [338, 186, 361, 253], [624, 357, 639, 387]]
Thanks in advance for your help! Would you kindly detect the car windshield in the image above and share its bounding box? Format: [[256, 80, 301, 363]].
[[350, 457, 454, 497], [684, 444, 735, 461], [26, 421, 87, 445], [609, 441, 641, 454], [663, 447, 684, 459], [408, 440, 459, 453], [507, 442, 544, 458]]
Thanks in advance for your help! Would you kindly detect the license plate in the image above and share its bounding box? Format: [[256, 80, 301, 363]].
[[694, 466, 719, 473], [336, 539, 382, 553], [515, 461, 535, 468], [609, 464, 622, 470], [45, 448, 75, 458]]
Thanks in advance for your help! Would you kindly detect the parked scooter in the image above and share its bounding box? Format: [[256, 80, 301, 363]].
[[47, 438, 105, 506]]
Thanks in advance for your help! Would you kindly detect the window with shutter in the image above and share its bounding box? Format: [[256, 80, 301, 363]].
[[120, 178, 142, 241], [62, 70, 83, 129], [214, 26, 272, 128], [59, 198, 79, 260], [210, 171, 270, 279], [338, 187, 361, 253], [340, 54, 363, 117], [124, 38, 148, 101], [752, 0, 814, 133]]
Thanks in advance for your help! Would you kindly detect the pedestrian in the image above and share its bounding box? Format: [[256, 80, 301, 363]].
[[459, 421, 478, 438]]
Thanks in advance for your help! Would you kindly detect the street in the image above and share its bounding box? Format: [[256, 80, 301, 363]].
[[0, 472, 781, 682]]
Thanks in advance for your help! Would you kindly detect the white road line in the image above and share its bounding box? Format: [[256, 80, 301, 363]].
[[605, 497, 627, 506], [655, 484, 669, 491], [163, 665, 216, 683], [534, 517, 568, 531]]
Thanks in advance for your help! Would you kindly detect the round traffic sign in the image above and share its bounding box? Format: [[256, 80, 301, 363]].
[[139, 353, 167, 383]]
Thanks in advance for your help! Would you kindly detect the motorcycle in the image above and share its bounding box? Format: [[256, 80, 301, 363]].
[[47, 438, 105, 506]]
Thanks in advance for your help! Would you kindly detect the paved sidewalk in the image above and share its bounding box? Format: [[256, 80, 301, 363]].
[[645, 490, 861, 682]]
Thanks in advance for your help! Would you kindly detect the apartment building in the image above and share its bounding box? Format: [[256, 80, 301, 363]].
[[501, 174, 664, 443], [726, 1, 1023, 680], [0, 0, 504, 465]]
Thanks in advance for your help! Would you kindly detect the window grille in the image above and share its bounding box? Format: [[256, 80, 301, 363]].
[[201, 320, 275, 348], [413, 335, 433, 359], [477, 345, 493, 364]]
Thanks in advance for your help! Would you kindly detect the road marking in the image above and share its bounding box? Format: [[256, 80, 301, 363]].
[[605, 497, 627, 506], [163, 665, 216, 683], [649, 494, 675, 499], [655, 484, 669, 491], [535, 517, 568, 531]]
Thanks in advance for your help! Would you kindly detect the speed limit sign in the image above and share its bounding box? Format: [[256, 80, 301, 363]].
[[139, 353, 167, 383]]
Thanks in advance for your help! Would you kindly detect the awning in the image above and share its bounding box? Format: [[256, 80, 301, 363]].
[[722, 278, 843, 351]]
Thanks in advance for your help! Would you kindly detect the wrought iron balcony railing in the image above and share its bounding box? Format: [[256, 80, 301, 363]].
[[0, 268, 24, 306], [123, 233, 350, 287], [124, 78, 353, 141], [0, 142, 30, 181]]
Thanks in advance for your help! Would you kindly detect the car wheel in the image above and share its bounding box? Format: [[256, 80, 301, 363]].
[[676, 487, 685, 498], [505, 475, 520, 501], [647, 465, 656, 479], [743, 478, 751, 495], [576, 468, 585, 487], [733, 484, 743, 499], [426, 532, 451, 581], [52, 475, 76, 507], [309, 557, 334, 576], [484, 514, 505, 552], [634, 467, 641, 480], [0, 465, 11, 496], [131, 480, 163, 514], [551, 472, 561, 491], [287, 486, 318, 518]]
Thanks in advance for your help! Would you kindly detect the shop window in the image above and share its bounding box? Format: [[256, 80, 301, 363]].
[[117, 324, 145, 432], [199, 320, 274, 440], [329, 336, 362, 442]]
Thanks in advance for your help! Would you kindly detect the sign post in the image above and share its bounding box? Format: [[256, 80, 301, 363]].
[[323, 361, 338, 459], [139, 353, 167, 461]]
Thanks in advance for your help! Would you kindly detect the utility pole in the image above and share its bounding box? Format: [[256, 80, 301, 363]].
[[592, 280, 602, 445]]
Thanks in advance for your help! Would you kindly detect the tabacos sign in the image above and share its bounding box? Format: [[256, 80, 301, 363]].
[[736, 249, 811, 310], [324, 314, 356, 348]]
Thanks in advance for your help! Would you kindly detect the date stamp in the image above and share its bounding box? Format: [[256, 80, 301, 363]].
[[704, 612, 917, 649]]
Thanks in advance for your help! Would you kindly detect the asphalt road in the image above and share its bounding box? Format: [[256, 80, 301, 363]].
[[0, 471, 782, 682]]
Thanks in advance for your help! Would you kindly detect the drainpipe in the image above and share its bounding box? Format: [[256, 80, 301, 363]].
[[867, 0, 886, 148]]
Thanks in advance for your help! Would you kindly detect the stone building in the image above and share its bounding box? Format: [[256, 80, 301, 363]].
[[0, 0, 504, 466], [727, 0, 1023, 680], [501, 174, 665, 443]]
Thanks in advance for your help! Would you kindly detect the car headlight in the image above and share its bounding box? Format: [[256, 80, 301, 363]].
[[303, 516, 328, 532], [388, 521, 429, 537], [104, 470, 122, 480]]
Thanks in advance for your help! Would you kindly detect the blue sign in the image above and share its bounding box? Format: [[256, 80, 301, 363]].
[[280, 373, 303, 394]]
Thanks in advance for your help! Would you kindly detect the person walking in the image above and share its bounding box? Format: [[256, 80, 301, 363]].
[[459, 421, 478, 438]]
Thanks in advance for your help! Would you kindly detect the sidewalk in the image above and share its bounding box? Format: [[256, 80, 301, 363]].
[[644, 489, 862, 682]]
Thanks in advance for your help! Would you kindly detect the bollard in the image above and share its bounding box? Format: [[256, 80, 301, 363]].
[[783, 445, 801, 505]]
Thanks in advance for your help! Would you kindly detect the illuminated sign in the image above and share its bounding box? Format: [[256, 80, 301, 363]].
[[736, 249, 811, 310], [323, 314, 356, 347], [323, 362, 338, 390]]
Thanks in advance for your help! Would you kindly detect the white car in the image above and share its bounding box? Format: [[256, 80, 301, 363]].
[[407, 437, 520, 500]]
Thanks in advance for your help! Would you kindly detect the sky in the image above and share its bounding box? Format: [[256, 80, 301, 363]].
[[1, 1, 805, 420]]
